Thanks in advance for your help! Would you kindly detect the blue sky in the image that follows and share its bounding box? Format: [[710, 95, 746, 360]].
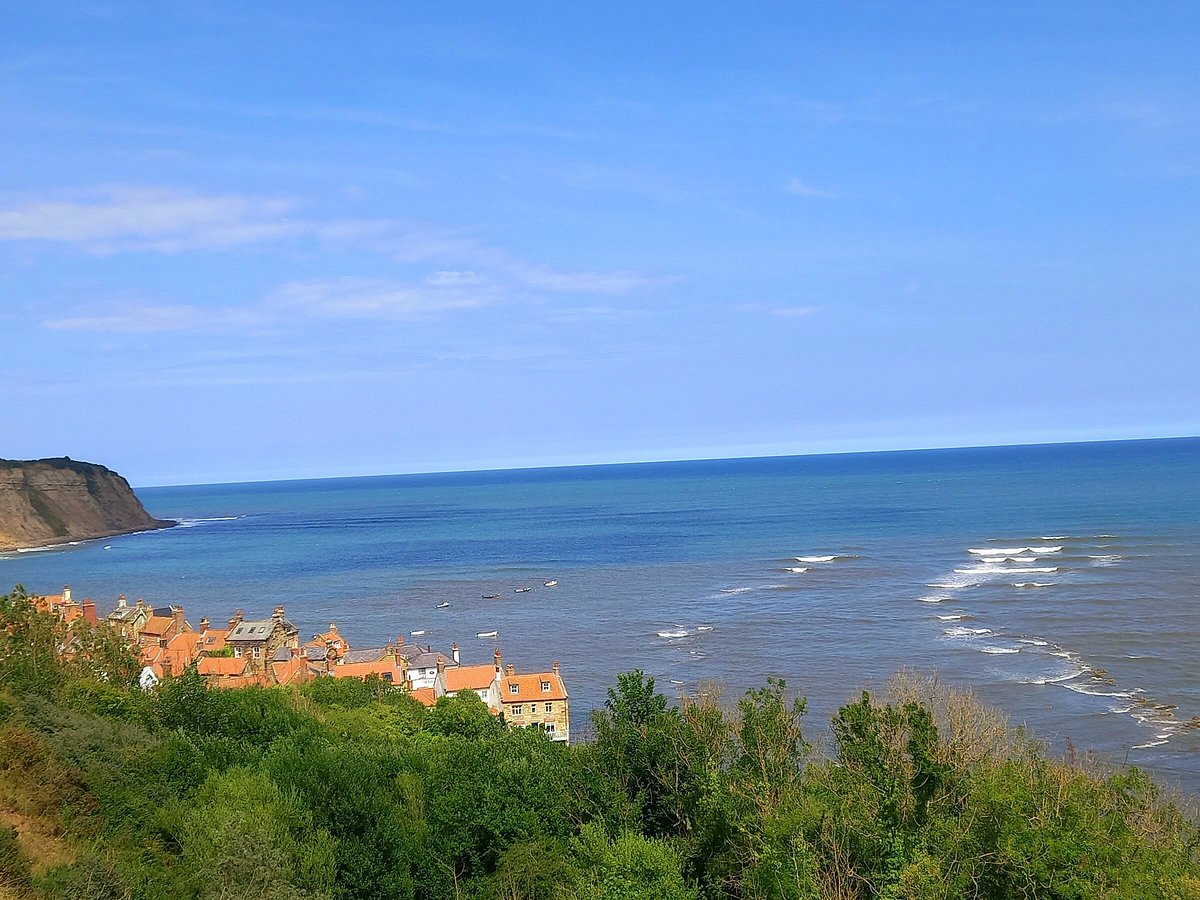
[[2, 2, 1197, 485]]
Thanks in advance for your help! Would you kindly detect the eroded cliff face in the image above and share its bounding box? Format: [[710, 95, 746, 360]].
[[0, 458, 173, 551]]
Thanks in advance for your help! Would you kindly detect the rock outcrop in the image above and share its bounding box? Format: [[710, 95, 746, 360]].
[[0, 458, 173, 551]]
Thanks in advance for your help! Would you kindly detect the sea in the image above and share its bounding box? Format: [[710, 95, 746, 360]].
[[3, 437, 1198, 790]]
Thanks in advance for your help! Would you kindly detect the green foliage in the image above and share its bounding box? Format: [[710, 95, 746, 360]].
[[0, 586, 1198, 899], [173, 766, 337, 900], [0, 821, 31, 890], [570, 824, 697, 900]]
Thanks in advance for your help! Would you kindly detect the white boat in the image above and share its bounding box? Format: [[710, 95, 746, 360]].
[[543, 580, 558, 587], [436, 602, 450, 609], [410, 630, 426, 636], [514, 587, 532, 593], [476, 630, 498, 639]]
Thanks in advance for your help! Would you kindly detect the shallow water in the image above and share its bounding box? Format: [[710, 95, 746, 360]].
[[4, 438, 1198, 790]]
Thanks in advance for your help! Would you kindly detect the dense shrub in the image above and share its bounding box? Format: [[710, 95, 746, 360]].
[[1, 587, 1198, 899]]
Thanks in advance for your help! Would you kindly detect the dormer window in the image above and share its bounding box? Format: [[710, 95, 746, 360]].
[[510, 683, 519, 694], [541, 681, 550, 692]]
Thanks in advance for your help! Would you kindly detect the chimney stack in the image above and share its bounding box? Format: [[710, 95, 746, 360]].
[[199, 617, 209, 631], [552, 660, 560, 675], [505, 664, 515, 676], [82, 600, 97, 625], [396, 634, 405, 647], [493, 648, 502, 675], [436, 654, 446, 675], [63, 586, 72, 604], [328, 623, 338, 635], [273, 605, 285, 620], [451, 643, 460, 664], [172, 606, 185, 623], [135, 597, 145, 610], [117, 594, 127, 608], [229, 609, 244, 630]]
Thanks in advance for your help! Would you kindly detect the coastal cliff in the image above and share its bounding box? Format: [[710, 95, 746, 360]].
[[0, 457, 172, 551]]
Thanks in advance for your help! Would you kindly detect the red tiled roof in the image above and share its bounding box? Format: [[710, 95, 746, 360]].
[[198, 656, 248, 677], [331, 659, 406, 683], [139, 616, 176, 636], [501, 672, 568, 703], [271, 656, 311, 687], [161, 631, 201, 676], [198, 628, 228, 654], [410, 687, 437, 707], [444, 664, 497, 693]]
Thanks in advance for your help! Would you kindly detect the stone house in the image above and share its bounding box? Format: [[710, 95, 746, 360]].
[[106, 595, 151, 641], [499, 661, 570, 743], [225, 606, 299, 671]]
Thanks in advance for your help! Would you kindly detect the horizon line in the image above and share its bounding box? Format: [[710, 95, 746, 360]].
[[135, 433, 1200, 490]]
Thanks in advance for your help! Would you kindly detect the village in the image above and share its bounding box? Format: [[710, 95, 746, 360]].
[[31, 585, 571, 743]]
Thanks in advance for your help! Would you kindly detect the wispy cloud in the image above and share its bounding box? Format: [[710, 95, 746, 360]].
[[42, 303, 257, 333], [734, 303, 819, 319], [269, 275, 499, 320], [15, 185, 671, 332], [783, 177, 837, 199], [511, 265, 667, 295], [0, 187, 304, 252]]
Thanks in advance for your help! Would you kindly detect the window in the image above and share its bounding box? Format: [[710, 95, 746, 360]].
[[541, 681, 550, 692], [545, 702, 553, 713], [382, 672, 393, 683], [510, 683, 519, 694], [252, 646, 261, 659], [234, 647, 242, 658], [545, 722, 556, 734], [512, 705, 523, 715]]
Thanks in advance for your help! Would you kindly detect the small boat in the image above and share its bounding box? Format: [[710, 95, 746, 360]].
[[103, 545, 113, 550], [477, 630, 498, 639], [410, 630, 426, 636], [543, 580, 558, 587], [482, 593, 501, 600], [514, 587, 532, 593], [436, 602, 450, 609]]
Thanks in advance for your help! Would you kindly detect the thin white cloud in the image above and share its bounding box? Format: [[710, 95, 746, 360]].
[[511, 265, 667, 295], [42, 303, 254, 333], [771, 305, 818, 318], [0, 187, 303, 252], [268, 275, 499, 320], [783, 177, 837, 199], [734, 303, 819, 319]]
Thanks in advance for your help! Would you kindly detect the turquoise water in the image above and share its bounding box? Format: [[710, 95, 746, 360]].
[[4, 438, 1199, 788]]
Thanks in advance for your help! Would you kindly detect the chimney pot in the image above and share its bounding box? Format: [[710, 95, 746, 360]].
[[506, 664, 515, 676]]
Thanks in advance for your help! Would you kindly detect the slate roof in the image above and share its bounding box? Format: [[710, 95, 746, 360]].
[[398, 645, 456, 669], [340, 647, 388, 665], [227, 616, 297, 642]]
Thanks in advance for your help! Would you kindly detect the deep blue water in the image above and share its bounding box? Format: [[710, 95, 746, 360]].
[[4, 438, 1199, 789]]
